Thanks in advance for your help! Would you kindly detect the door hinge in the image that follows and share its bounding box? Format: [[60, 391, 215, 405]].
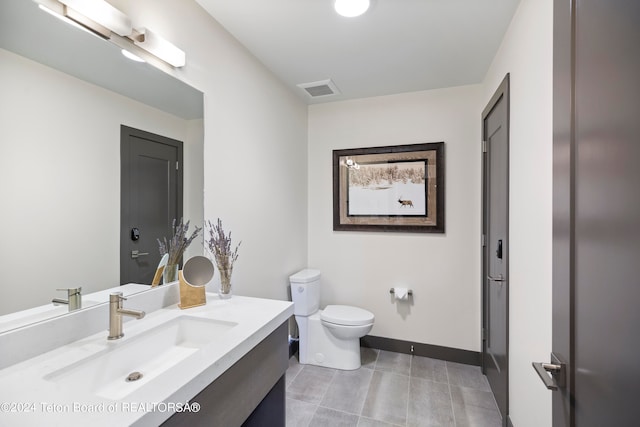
[[482, 234, 486, 247], [176, 161, 179, 170], [482, 140, 487, 153], [482, 328, 487, 341]]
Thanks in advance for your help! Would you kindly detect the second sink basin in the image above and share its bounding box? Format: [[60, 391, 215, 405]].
[[45, 315, 237, 400]]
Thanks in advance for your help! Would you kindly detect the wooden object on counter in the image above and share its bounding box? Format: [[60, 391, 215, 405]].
[[178, 270, 206, 309]]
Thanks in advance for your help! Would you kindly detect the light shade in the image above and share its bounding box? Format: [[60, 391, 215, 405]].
[[58, 0, 132, 36], [334, 0, 370, 17], [133, 28, 186, 68]]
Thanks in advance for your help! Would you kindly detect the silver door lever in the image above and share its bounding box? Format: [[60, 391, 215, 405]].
[[131, 250, 149, 259], [532, 353, 566, 390]]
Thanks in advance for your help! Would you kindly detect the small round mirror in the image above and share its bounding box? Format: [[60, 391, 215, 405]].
[[182, 256, 215, 287]]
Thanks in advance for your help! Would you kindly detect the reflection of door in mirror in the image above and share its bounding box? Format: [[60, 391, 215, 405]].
[[0, 0, 203, 328], [120, 126, 183, 285]]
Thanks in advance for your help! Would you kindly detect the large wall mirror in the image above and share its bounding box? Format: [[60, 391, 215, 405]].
[[0, 0, 204, 331]]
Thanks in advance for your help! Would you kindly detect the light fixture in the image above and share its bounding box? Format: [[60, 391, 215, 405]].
[[36, 2, 106, 39], [132, 28, 186, 68], [334, 0, 370, 17], [58, 0, 132, 36], [33, 0, 186, 68], [34, 0, 131, 39], [121, 49, 145, 63]]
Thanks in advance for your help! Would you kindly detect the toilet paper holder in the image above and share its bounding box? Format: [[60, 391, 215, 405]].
[[389, 288, 413, 296]]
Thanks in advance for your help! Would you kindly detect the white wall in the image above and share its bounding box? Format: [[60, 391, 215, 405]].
[[0, 48, 196, 314], [308, 86, 483, 351], [110, 0, 309, 301], [482, 0, 553, 425]]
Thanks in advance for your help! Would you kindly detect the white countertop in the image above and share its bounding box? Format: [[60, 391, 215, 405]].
[[0, 294, 293, 426]]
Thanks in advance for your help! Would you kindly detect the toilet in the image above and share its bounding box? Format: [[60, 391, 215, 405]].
[[289, 269, 374, 370]]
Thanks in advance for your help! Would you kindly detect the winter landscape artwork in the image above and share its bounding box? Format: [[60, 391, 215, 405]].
[[333, 142, 444, 233], [347, 161, 427, 216]]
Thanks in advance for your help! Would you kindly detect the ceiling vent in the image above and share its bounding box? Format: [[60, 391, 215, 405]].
[[297, 79, 341, 98]]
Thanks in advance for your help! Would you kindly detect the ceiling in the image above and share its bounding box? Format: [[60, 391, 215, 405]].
[[195, 0, 522, 104]]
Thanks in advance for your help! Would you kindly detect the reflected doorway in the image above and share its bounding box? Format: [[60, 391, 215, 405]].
[[120, 125, 183, 284]]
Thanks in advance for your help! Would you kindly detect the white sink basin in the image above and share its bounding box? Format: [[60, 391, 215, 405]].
[[45, 316, 237, 400]]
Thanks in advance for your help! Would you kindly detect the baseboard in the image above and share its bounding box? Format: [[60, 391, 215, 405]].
[[360, 335, 481, 366]]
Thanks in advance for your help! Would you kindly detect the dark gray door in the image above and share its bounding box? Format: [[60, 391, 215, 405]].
[[120, 126, 183, 285], [551, 1, 640, 426], [482, 74, 509, 425]]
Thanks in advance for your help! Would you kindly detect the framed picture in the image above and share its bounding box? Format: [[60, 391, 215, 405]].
[[333, 142, 444, 233]]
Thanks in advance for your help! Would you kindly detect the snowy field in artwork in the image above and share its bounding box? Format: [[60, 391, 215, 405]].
[[348, 182, 426, 216]]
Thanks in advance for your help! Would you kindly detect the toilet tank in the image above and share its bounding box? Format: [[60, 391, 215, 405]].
[[289, 269, 321, 316]]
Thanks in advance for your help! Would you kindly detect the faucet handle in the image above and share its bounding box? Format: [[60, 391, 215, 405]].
[[56, 287, 82, 295], [109, 292, 127, 302]]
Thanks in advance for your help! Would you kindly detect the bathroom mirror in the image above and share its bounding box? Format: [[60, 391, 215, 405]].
[[0, 0, 204, 332]]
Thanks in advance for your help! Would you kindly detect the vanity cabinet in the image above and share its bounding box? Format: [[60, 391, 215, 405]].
[[163, 321, 288, 427]]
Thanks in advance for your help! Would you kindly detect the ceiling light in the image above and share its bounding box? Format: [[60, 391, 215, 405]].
[[334, 0, 370, 17], [133, 28, 186, 68]]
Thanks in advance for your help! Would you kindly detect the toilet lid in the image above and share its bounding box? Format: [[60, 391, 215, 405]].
[[321, 305, 375, 326]]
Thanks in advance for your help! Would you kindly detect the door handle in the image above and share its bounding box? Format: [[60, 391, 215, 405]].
[[532, 353, 566, 390], [487, 274, 506, 282], [131, 250, 149, 259]]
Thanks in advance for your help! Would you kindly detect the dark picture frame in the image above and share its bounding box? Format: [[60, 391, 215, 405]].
[[333, 142, 444, 233]]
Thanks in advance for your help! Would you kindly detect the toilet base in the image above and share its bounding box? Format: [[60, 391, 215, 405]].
[[295, 313, 364, 371]]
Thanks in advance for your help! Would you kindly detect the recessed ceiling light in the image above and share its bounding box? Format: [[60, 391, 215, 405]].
[[334, 0, 370, 18]]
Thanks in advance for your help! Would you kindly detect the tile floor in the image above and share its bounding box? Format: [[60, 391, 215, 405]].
[[285, 348, 502, 427]]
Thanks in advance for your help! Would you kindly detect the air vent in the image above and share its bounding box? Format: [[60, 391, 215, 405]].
[[297, 79, 341, 98]]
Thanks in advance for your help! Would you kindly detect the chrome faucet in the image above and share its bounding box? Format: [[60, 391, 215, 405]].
[[52, 287, 82, 312], [108, 292, 145, 340]]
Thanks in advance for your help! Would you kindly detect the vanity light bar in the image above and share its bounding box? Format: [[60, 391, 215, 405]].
[[133, 28, 186, 68], [62, 5, 111, 39], [36, 1, 107, 40], [33, 0, 186, 68], [58, 0, 132, 37]]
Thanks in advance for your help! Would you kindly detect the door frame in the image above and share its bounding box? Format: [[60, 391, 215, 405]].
[[552, 0, 574, 425], [481, 73, 510, 425], [120, 125, 184, 284]]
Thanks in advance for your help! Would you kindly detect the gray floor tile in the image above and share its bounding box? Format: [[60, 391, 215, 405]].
[[286, 398, 317, 427], [309, 407, 360, 427], [450, 385, 499, 412], [321, 368, 374, 414], [407, 377, 454, 427], [287, 356, 304, 387], [452, 403, 502, 427], [287, 365, 337, 404], [410, 356, 448, 384], [361, 347, 379, 369], [375, 350, 412, 376], [357, 416, 404, 427], [361, 371, 410, 426], [446, 362, 491, 392], [286, 349, 501, 427]]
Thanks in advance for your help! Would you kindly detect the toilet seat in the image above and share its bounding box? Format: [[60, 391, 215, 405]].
[[321, 305, 375, 326]]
